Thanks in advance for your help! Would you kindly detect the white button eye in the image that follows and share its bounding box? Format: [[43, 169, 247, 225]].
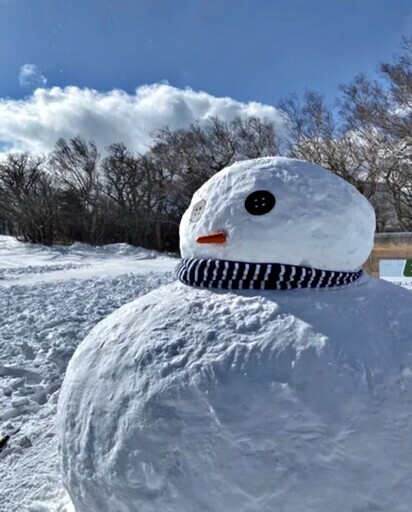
[[190, 200, 206, 222]]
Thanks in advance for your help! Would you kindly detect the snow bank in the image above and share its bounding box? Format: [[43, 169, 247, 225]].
[[0, 236, 166, 270]]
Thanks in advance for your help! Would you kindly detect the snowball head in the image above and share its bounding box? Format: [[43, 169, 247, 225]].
[[180, 157, 376, 271]]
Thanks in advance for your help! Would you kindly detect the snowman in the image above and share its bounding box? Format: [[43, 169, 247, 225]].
[[58, 157, 412, 512]]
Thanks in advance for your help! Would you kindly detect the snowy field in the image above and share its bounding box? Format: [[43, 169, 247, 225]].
[[0, 235, 177, 512]]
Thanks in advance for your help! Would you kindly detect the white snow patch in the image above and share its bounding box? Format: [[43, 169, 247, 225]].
[[0, 236, 176, 511]]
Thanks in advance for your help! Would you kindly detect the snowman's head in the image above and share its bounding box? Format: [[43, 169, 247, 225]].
[[179, 157, 375, 271]]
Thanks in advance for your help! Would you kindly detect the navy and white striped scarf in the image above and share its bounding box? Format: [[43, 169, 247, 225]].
[[177, 257, 363, 290]]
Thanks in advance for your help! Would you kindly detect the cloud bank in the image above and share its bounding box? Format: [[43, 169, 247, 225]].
[[0, 84, 284, 155], [18, 64, 48, 90]]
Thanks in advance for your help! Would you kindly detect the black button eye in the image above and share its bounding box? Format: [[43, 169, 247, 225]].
[[245, 190, 276, 215]]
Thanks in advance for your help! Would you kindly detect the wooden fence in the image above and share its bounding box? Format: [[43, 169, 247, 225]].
[[364, 233, 412, 277]]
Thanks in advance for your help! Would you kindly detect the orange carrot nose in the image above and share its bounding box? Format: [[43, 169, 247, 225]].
[[196, 232, 227, 244]]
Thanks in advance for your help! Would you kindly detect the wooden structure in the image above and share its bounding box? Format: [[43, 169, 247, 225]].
[[364, 233, 412, 277]]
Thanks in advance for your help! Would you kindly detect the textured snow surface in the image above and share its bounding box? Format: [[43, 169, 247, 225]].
[[180, 157, 375, 271], [59, 278, 412, 512], [0, 236, 176, 511]]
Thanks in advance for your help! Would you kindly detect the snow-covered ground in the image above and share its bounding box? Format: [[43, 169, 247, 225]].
[[0, 235, 177, 512]]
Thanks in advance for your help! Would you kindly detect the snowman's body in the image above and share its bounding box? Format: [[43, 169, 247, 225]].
[[58, 158, 412, 512]]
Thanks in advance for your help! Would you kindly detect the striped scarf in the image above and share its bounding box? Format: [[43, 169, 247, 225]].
[[177, 257, 363, 290]]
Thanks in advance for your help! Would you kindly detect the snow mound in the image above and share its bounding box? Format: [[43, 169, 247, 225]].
[[0, 236, 176, 288], [59, 278, 412, 512], [0, 236, 164, 271], [66, 242, 161, 259]]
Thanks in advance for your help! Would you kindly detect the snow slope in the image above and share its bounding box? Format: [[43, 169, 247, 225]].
[[0, 236, 176, 512]]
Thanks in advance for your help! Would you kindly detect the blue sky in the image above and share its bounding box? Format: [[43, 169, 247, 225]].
[[0, 0, 411, 155], [1, 0, 411, 103]]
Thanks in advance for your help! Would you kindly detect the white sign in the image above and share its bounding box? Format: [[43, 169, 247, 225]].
[[379, 259, 412, 290]]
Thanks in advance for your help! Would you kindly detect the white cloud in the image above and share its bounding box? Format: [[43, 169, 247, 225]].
[[18, 64, 48, 90], [0, 84, 285, 155]]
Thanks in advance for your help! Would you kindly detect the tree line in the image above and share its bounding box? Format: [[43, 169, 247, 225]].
[[0, 38, 411, 251], [0, 117, 279, 250]]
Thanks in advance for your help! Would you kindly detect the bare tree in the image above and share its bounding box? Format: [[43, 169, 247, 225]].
[[0, 153, 58, 244], [151, 115, 280, 200], [101, 143, 152, 246], [49, 137, 108, 244], [137, 115, 281, 249], [338, 37, 412, 230], [278, 90, 379, 192], [278, 38, 412, 232]]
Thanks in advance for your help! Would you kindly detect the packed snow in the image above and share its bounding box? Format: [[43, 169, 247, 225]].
[[180, 158, 375, 271], [58, 157, 412, 512], [0, 236, 176, 511], [59, 279, 412, 512]]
